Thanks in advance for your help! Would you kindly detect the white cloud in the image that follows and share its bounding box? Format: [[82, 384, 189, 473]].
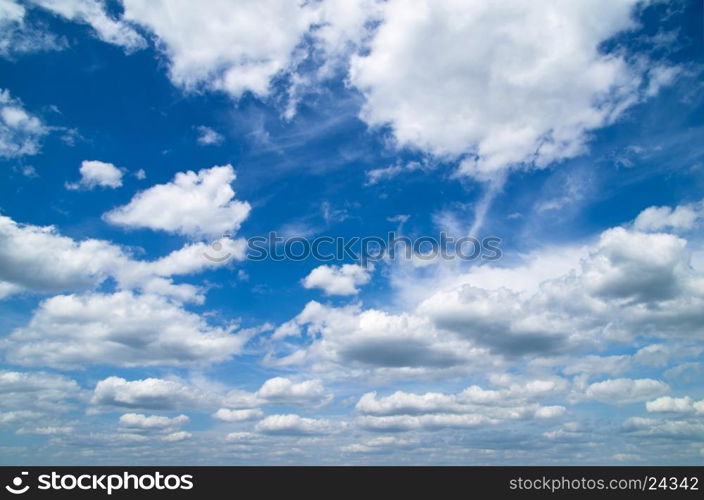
[[121, 0, 318, 98], [623, 417, 704, 439], [105, 164, 251, 238], [269, 300, 493, 378], [0, 88, 48, 157], [355, 379, 566, 431], [255, 414, 335, 435], [212, 408, 263, 423], [350, 0, 673, 180], [634, 200, 704, 232], [271, 224, 704, 380], [29, 0, 145, 51], [584, 378, 670, 405], [66, 160, 124, 190], [256, 377, 329, 406], [92, 376, 215, 410], [118, 413, 189, 430], [0, 214, 245, 301], [646, 396, 704, 415], [0, 370, 81, 416], [302, 264, 371, 296], [196, 126, 223, 146], [0, 0, 66, 58], [162, 431, 191, 442], [4, 291, 250, 368]]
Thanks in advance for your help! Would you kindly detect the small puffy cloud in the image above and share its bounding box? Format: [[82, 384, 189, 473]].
[[104, 165, 251, 238], [29, 0, 145, 51], [634, 200, 704, 232], [256, 377, 330, 406], [212, 408, 263, 423], [66, 160, 124, 190], [196, 126, 223, 146], [4, 291, 249, 368], [118, 413, 189, 430], [584, 378, 670, 405], [92, 376, 215, 411], [302, 264, 372, 296], [255, 414, 335, 436], [350, 0, 674, 179], [162, 431, 191, 442], [0, 88, 48, 157]]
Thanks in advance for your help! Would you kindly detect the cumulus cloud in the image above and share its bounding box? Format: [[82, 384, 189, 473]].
[[350, 0, 674, 180], [4, 291, 250, 368], [270, 300, 492, 378], [355, 379, 566, 431], [121, 0, 318, 98], [66, 160, 124, 190], [271, 224, 704, 378], [211, 377, 331, 420], [302, 264, 371, 296], [105, 165, 251, 238], [255, 414, 335, 436], [634, 200, 704, 232], [256, 377, 330, 406], [0, 88, 49, 157], [91, 376, 216, 411], [646, 396, 704, 415], [212, 408, 263, 423], [584, 378, 670, 405], [0, 214, 246, 301]]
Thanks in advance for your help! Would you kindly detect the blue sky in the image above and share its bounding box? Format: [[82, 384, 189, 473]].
[[0, 0, 703, 464]]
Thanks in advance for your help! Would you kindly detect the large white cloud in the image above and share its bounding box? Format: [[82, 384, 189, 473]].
[[350, 0, 674, 179], [121, 0, 318, 98], [105, 165, 251, 238], [0, 214, 246, 301], [270, 300, 494, 378], [3, 291, 251, 368], [0, 88, 48, 158], [271, 221, 704, 378]]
